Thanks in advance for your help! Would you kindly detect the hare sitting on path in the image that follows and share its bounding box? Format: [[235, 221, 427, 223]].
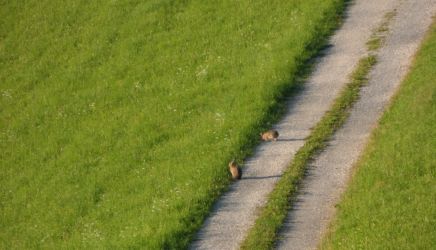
[[229, 159, 242, 180], [260, 130, 279, 141]]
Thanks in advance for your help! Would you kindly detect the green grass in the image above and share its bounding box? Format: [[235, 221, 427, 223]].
[[0, 0, 346, 248], [240, 53, 377, 249], [366, 10, 396, 51], [321, 22, 436, 250]]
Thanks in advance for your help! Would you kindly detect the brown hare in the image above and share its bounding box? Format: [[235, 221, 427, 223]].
[[228, 159, 242, 180], [260, 130, 279, 141]]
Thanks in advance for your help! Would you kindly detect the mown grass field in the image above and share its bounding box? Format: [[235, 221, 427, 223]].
[[0, 0, 346, 248], [321, 22, 436, 249]]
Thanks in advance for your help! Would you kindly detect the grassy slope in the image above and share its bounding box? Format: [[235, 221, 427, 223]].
[[0, 0, 345, 248], [321, 23, 436, 249]]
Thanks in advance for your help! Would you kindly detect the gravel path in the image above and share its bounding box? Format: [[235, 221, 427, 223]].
[[276, 0, 436, 249], [189, 1, 400, 249]]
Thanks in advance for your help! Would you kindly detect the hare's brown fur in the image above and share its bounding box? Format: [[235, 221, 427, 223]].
[[228, 160, 242, 180], [260, 130, 279, 141]]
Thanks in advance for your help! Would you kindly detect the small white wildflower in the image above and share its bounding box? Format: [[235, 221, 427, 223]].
[[134, 81, 141, 89], [2, 90, 12, 98], [196, 65, 209, 78]]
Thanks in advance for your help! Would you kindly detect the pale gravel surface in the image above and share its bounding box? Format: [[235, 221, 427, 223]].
[[276, 0, 436, 249], [189, 1, 399, 249]]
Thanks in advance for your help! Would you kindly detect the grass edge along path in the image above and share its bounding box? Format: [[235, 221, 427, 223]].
[[320, 20, 436, 250], [240, 10, 397, 250], [182, 1, 350, 248], [182, 0, 351, 248]]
